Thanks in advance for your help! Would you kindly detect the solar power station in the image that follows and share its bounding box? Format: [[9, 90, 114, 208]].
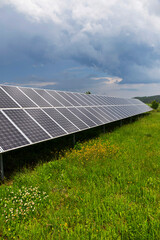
[[0, 84, 152, 180]]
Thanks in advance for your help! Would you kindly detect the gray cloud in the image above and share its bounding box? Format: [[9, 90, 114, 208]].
[[1, 0, 160, 97]]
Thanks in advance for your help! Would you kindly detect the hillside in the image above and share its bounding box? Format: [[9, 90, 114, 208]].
[[0, 112, 160, 239], [135, 95, 160, 103]]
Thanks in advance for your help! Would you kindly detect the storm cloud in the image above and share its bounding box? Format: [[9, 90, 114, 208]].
[[1, 0, 160, 96]]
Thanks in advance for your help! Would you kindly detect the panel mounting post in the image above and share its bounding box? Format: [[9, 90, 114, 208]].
[[73, 134, 76, 146], [130, 117, 132, 123], [120, 120, 123, 127], [103, 125, 105, 133], [0, 154, 4, 181]]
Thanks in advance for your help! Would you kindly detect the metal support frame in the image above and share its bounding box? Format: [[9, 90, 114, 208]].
[[0, 154, 4, 181], [103, 125, 106, 133], [130, 117, 132, 123], [73, 134, 76, 146], [120, 120, 123, 127]]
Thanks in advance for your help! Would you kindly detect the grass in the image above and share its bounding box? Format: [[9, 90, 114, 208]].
[[0, 111, 160, 239]]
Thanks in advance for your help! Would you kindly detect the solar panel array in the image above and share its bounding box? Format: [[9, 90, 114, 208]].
[[0, 85, 152, 153]]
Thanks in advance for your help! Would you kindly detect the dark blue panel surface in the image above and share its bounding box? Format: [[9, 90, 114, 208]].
[[2, 86, 36, 108], [26, 109, 66, 137], [0, 88, 20, 109], [58, 108, 88, 130], [4, 109, 50, 143], [0, 111, 29, 151], [20, 87, 51, 107], [44, 108, 79, 133]]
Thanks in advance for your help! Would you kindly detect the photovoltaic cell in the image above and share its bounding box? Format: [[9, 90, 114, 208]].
[[85, 95, 98, 105], [88, 95, 104, 105], [0, 84, 152, 153], [58, 92, 80, 106], [57, 108, 88, 130], [100, 107, 119, 121], [93, 95, 106, 105], [78, 107, 103, 125], [26, 109, 66, 137], [76, 93, 93, 106], [85, 107, 107, 123], [47, 90, 72, 106], [44, 108, 79, 133], [34, 89, 63, 107], [112, 106, 127, 118], [104, 106, 121, 120], [67, 93, 86, 106], [0, 111, 29, 151], [102, 96, 114, 105], [19, 87, 51, 107], [116, 106, 130, 118], [2, 86, 37, 108], [0, 88, 20, 109], [69, 107, 96, 127], [92, 107, 111, 123], [4, 109, 50, 143]]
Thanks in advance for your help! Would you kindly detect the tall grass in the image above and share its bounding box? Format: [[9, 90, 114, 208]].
[[0, 112, 160, 239]]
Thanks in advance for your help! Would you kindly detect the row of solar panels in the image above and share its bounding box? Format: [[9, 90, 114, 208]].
[[0, 85, 151, 153], [1, 85, 142, 109]]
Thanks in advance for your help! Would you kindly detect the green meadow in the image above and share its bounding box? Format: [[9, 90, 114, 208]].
[[0, 111, 160, 239]]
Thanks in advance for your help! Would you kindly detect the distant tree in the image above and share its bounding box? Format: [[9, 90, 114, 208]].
[[85, 91, 91, 94], [151, 100, 159, 109]]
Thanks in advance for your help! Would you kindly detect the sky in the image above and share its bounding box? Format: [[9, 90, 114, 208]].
[[1, 0, 160, 97]]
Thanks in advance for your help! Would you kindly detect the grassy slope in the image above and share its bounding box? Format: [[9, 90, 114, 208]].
[[0, 112, 160, 239]]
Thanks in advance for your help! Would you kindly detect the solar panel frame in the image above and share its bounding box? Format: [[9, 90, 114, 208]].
[[67, 93, 87, 106], [76, 93, 94, 106], [0, 87, 20, 109], [92, 107, 113, 122], [0, 111, 30, 152], [47, 90, 73, 106], [100, 106, 120, 121], [68, 107, 97, 127], [1, 85, 37, 108], [57, 107, 89, 130], [19, 87, 52, 107], [34, 89, 63, 107], [4, 109, 51, 143], [26, 108, 67, 138], [78, 107, 103, 125], [85, 107, 108, 123], [43, 108, 79, 134], [112, 106, 129, 119], [0, 84, 152, 153], [57, 92, 80, 106]]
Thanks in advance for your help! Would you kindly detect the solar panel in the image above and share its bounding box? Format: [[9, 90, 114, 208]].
[[43, 108, 79, 133], [0, 88, 20, 109], [88, 95, 104, 105], [47, 90, 72, 106], [57, 92, 80, 106], [57, 108, 88, 130], [67, 93, 86, 106], [69, 107, 96, 127], [0, 84, 152, 153], [1, 86, 37, 108], [34, 89, 63, 107], [92, 107, 111, 123], [77, 107, 103, 125], [76, 93, 93, 106], [0, 111, 29, 152], [85, 107, 107, 123], [26, 109, 66, 137], [112, 106, 128, 119], [19, 87, 51, 107], [100, 107, 119, 121], [4, 109, 50, 143]]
